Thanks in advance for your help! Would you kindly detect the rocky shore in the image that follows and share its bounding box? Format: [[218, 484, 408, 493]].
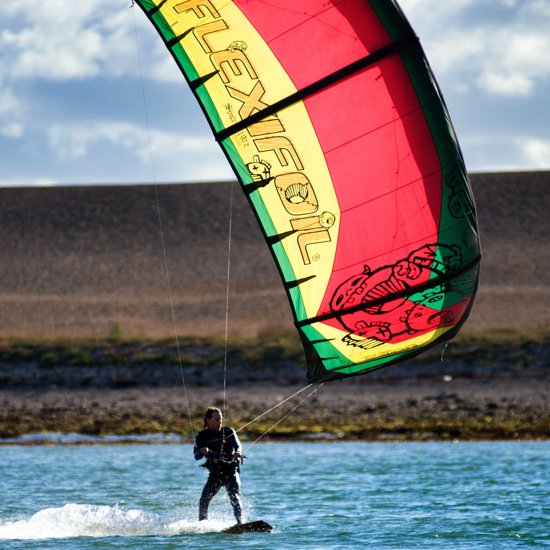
[[1, 332, 548, 442]]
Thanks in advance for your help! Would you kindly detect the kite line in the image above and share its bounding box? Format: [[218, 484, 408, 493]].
[[131, 4, 195, 438]]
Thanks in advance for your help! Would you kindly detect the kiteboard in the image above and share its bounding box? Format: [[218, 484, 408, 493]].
[[222, 520, 272, 534]]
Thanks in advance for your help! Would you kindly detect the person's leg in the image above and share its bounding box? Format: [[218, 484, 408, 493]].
[[225, 472, 243, 524], [199, 475, 223, 521]]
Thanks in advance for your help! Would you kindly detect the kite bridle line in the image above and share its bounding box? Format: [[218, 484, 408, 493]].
[[234, 383, 313, 436], [241, 383, 324, 456], [132, 3, 235, 439], [131, 4, 195, 439], [222, 181, 235, 426]]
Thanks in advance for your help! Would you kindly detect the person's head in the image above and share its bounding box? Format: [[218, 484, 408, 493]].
[[203, 407, 222, 430]]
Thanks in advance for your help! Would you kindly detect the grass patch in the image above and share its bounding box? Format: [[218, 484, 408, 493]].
[[455, 325, 550, 345], [0, 326, 547, 377]]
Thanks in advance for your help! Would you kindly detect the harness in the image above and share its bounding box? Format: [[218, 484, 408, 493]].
[[201, 427, 240, 475]]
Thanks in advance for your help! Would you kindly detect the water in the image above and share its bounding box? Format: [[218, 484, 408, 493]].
[[0, 441, 548, 548]]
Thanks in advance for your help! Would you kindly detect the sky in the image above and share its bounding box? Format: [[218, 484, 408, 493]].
[[0, 0, 549, 186]]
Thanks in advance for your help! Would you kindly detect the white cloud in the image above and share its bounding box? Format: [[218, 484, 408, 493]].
[[519, 137, 550, 168], [523, 0, 550, 16], [477, 72, 532, 97], [476, 31, 550, 96], [460, 131, 550, 171], [0, 1, 172, 82], [420, 29, 484, 75], [0, 88, 25, 138], [4, 28, 104, 80], [400, 0, 478, 26], [0, 88, 21, 115], [2, 2, 110, 81], [48, 120, 218, 162], [0, 0, 547, 181], [0, 3, 223, 184], [1, 122, 24, 139], [401, 0, 550, 98]]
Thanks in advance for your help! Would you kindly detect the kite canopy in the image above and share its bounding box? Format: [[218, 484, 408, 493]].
[[135, 0, 481, 382]]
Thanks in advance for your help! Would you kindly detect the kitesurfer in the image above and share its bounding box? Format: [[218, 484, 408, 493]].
[[194, 406, 243, 523]]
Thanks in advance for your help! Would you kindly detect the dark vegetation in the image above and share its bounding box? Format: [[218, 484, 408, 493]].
[[1, 328, 548, 441], [1, 327, 548, 388]]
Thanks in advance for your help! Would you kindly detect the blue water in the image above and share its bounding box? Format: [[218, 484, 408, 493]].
[[0, 442, 548, 548]]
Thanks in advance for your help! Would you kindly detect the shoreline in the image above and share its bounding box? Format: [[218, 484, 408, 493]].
[[2, 433, 548, 446], [2, 372, 548, 442], [1, 331, 548, 442]]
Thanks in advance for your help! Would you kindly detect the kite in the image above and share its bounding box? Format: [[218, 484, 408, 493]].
[[134, 0, 481, 382]]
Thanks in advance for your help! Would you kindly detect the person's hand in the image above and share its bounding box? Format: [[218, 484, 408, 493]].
[[200, 447, 210, 456], [232, 451, 244, 463]]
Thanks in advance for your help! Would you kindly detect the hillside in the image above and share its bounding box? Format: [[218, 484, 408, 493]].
[[0, 171, 548, 339]]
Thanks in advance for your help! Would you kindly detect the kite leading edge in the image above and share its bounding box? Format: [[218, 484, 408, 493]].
[[134, 0, 481, 382]]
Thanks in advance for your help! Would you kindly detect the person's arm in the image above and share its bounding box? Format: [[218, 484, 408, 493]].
[[227, 428, 243, 460], [194, 432, 208, 460]]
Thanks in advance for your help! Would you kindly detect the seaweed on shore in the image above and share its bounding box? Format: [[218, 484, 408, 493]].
[[0, 327, 548, 441], [0, 327, 548, 388]]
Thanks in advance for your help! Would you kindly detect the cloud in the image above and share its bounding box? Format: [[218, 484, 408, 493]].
[[475, 30, 550, 96], [0, 0, 548, 182], [0, 1, 173, 83], [3, 27, 103, 80], [401, 0, 478, 25], [460, 131, 550, 171], [0, 3, 226, 185], [519, 137, 550, 168], [1, 122, 24, 139], [0, 87, 25, 139], [48, 121, 217, 162], [44, 119, 232, 181], [2, 2, 111, 81], [523, 0, 550, 16], [401, 0, 550, 98], [0, 88, 21, 115]]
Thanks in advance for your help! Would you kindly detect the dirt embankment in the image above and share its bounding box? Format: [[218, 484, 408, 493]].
[[0, 171, 549, 338]]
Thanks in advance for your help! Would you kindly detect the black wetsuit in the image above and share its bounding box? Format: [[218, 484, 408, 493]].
[[194, 426, 243, 523]]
